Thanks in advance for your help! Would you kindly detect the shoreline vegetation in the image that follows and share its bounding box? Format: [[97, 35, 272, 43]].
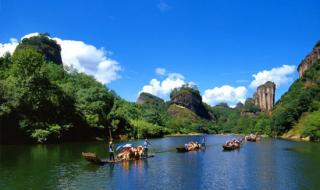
[[1, 34, 320, 144]]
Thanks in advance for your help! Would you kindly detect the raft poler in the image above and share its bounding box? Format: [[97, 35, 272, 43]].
[[201, 136, 206, 147], [109, 141, 115, 161], [143, 138, 151, 157]]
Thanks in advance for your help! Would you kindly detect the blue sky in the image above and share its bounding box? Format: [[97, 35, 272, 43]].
[[0, 0, 319, 106]]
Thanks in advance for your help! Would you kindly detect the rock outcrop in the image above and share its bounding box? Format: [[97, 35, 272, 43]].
[[137, 92, 164, 106], [170, 85, 211, 119], [252, 81, 276, 112], [297, 43, 320, 78], [16, 34, 63, 65]]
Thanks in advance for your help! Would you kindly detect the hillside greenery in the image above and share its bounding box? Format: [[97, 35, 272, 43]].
[[272, 60, 320, 139], [170, 84, 200, 99], [1, 35, 319, 143], [0, 45, 115, 143], [16, 33, 63, 65]]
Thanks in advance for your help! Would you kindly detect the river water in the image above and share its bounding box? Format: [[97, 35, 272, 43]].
[[0, 135, 320, 190]]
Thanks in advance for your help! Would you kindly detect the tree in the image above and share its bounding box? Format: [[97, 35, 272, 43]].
[[15, 34, 63, 64], [244, 98, 260, 113], [75, 87, 114, 128]]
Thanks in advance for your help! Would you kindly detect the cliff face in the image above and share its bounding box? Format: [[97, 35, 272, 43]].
[[253, 81, 276, 112], [170, 85, 211, 119], [137, 92, 164, 105], [297, 45, 320, 78]]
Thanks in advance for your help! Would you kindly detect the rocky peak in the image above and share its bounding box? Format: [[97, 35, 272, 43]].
[[297, 44, 320, 78], [252, 81, 276, 112], [170, 85, 210, 119]]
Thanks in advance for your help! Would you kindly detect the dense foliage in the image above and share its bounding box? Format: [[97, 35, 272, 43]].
[[0, 37, 114, 143], [15, 34, 63, 65], [294, 111, 320, 141], [1, 35, 319, 143], [271, 60, 320, 138], [170, 84, 200, 99], [207, 104, 272, 135]]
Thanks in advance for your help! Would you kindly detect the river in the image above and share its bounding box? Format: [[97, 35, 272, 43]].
[[0, 135, 320, 190]]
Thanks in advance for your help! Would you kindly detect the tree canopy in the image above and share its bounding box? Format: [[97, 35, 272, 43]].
[[15, 34, 63, 65]]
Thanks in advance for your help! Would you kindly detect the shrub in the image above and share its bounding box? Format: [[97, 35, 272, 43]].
[[130, 119, 165, 138], [31, 129, 50, 143], [296, 111, 320, 141]]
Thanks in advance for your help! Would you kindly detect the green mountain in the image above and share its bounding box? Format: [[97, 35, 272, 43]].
[[0, 35, 114, 143], [272, 59, 320, 140], [1, 34, 319, 143], [15, 33, 63, 65], [137, 92, 165, 106]]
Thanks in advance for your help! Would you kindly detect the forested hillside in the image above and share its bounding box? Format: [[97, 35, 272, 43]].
[[1, 34, 319, 143], [0, 34, 115, 143], [272, 59, 320, 140]]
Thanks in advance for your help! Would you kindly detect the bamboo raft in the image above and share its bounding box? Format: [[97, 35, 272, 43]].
[[245, 135, 261, 142], [82, 152, 154, 165], [176, 146, 202, 153], [222, 144, 240, 151]]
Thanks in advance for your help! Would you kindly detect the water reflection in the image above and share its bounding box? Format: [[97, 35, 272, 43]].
[[1, 136, 320, 190]]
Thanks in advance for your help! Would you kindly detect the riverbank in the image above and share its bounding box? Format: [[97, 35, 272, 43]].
[[281, 133, 312, 141], [281, 125, 312, 142], [164, 132, 204, 137]]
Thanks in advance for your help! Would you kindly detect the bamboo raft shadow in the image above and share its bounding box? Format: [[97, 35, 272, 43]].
[[82, 152, 154, 165], [176, 146, 205, 153], [222, 144, 241, 151]]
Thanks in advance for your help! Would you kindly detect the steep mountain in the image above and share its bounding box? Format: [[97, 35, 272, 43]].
[[272, 58, 320, 140], [169, 85, 211, 119], [252, 81, 276, 112]]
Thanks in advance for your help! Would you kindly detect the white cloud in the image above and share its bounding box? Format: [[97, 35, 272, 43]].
[[250, 65, 296, 88], [0, 33, 121, 84], [0, 38, 18, 57], [155, 67, 166, 76], [203, 85, 247, 107], [140, 73, 186, 98], [53, 38, 121, 84]]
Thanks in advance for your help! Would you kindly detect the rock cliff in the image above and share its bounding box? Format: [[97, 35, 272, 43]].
[[297, 43, 320, 78], [252, 81, 276, 112], [169, 85, 211, 119]]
